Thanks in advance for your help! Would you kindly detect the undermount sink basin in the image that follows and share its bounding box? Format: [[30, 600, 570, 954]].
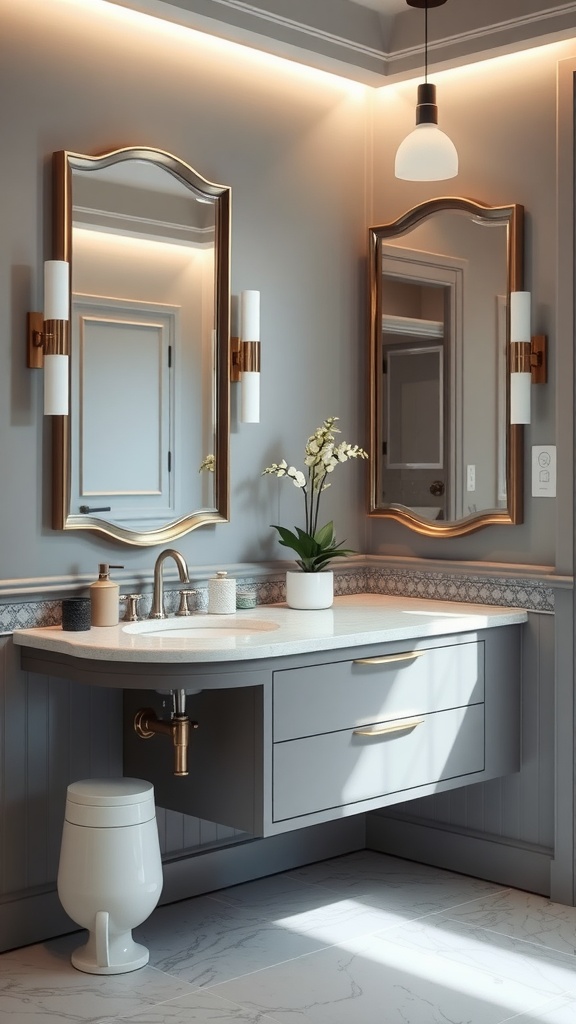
[[122, 616, 280, 640]]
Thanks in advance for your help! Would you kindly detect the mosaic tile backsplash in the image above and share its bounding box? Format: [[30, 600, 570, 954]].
[[0, 564, 554, 633]]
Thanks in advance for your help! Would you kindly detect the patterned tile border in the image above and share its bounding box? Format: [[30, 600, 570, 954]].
[[361, 567, 555, 613], [0, 564, 555, 633]]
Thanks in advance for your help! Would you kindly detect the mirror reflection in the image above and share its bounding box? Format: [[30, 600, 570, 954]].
[[369, 197, 524, 537], [52, 147, 231, 546]]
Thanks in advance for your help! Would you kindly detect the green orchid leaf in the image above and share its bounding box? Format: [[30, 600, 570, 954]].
[[314, 521, 336, 548]]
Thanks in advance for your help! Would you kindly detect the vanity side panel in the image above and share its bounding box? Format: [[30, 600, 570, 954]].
[[367, 615, 552, 895]]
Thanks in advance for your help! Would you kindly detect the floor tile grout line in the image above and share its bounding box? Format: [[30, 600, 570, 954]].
[[91, 982, 290, 1024], [431, 913, 576, 965], [205, 881, 513, 914], [197, 929, 576, 1011], [146, 963, 208, 991], [150, 899, 576, 1002], [148, 897, 526, 987], [495, 993, 573, 1024], [202, 989, 293, 1024]]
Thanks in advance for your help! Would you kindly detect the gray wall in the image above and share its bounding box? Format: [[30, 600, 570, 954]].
[[369, 44, 573, 568], [1, 0, 369, 581], [0, 2, 574, 946], [1, 8, 573, 577]]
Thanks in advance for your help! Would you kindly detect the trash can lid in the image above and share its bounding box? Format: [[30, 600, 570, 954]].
[[66, 778, 155, 807]]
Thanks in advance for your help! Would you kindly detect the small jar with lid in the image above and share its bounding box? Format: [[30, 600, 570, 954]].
[[208, 571, 236, 614]]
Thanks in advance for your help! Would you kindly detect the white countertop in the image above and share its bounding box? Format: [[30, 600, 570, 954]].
[[13, 594, 528, 664]]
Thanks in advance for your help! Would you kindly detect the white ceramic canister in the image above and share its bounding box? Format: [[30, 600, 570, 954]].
[[208, 570, 236, 614]]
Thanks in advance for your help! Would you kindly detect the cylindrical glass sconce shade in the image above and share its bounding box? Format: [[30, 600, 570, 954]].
[[44, 261, 69, 321], [44, 353, 69, 416], [510, 371, 531, 425], [241, 371, 260, 423]]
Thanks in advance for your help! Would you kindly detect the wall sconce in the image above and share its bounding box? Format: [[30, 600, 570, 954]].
[[230, 290, 261, 423], [395, 0, 458, 182], [510, 290, 547, 424], [27, 260, 70, 416]]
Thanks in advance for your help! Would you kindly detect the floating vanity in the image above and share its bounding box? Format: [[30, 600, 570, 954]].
[[14, 594, 527, 839]]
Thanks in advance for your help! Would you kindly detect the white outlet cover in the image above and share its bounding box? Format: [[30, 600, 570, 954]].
[[532, 445, 556, 497]]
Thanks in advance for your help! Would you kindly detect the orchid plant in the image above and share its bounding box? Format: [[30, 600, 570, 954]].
[[263, 416, 368, 572]]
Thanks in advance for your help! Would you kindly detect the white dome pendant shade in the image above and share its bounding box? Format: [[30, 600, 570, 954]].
[[395, 84, 458, 180], [395, 0, 458, 182]]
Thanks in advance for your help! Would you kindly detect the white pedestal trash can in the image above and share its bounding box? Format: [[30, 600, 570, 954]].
[[57, 778, 163, 974]]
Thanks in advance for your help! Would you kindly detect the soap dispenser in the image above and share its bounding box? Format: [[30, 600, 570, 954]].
[[90, 563, 124, 626]]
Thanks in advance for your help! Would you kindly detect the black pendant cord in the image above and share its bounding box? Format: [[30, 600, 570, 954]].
[[424, 1, 428, 84]]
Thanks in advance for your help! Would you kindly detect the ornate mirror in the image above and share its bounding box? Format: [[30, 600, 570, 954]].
[[51, 147, 230, 546], [368, 197, 524, 537]]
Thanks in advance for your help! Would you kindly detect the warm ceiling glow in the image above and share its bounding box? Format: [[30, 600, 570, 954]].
[[44, 0, 366, 94], [381, 36, 576, 93], [75, 226, 210, 259]]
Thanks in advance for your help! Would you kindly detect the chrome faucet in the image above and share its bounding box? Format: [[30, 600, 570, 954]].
[[149, 548, 190, 619]]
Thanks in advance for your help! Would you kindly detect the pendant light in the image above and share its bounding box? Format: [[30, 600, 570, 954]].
[[395, 0, 458, 181]]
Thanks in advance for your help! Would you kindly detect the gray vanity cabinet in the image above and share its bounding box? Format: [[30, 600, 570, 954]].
[[122, 625, 520, 837]]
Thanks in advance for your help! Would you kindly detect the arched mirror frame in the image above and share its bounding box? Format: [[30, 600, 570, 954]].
[[50, 147, 231, 546], [368, 196, 524, 537]]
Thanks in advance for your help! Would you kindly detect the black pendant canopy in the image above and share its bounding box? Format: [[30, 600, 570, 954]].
[[406, 0, 448, 8]]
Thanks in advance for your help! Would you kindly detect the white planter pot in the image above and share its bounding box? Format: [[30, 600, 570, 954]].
[[285, 570, 334, 610]]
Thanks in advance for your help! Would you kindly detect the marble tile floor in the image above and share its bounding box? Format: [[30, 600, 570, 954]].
[[2, 851, 576, 1023]]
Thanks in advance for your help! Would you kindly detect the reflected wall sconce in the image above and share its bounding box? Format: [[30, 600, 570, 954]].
[[510, 290, 547, 425], [395, 0, 458, 182], [230, 289, 261, 423], [27, 260, 70, 416]]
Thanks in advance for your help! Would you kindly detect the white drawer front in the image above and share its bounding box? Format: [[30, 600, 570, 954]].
[[273, 703, 484, 822], [273, 640, 484, 741]]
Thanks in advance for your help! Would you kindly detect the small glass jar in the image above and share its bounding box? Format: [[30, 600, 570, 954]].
[[236, 588, 257, 610]]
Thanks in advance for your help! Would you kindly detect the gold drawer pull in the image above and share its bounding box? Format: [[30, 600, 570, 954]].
[[353, 716, 424, 737], [353, 651, 426, 666]]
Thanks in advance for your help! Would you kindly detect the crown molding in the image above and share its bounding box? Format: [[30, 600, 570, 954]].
[[103, 0, 576, 83]]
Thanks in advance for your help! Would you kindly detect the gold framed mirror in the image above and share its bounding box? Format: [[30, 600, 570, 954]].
[[50, 147, 230, 546], [368, 197, 524, 537]]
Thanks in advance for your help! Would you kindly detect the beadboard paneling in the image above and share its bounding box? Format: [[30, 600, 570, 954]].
[[0, 637, 246, 903]]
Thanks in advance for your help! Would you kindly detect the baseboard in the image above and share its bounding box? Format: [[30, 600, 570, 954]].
[[366, 813, 552, 897], [0, 817, 366, 953], [160, 816, 365, 903], [0, 888, 75, 955]]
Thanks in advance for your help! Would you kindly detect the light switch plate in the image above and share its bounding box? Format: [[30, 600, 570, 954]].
[[532, 445, 556, 497]]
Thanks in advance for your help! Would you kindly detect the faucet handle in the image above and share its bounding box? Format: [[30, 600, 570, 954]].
[[121, 593, 143, 622], [177, 589, 198, 617]]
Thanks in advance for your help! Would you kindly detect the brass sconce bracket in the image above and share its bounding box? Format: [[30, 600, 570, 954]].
[[230, 337, 261, 382], [27, 312, 46, 368], [530, 334, 547, 384], [511, 335, 548, 384], [27, 313, 69, 368]]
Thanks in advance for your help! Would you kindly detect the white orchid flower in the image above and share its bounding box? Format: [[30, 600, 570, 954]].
[[290, 469, 306, 488], [262, 417, 368, 569]]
